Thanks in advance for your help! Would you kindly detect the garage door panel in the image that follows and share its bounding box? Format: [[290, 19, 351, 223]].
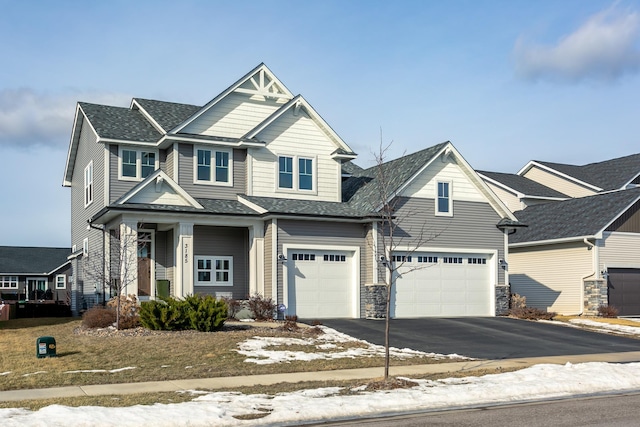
[[287, 249, 355, 319], [392, 251, 492, 318], [608, 268, 640, 316]]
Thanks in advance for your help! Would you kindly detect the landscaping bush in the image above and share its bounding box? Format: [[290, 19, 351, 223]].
[[82, 306, 116, 328], [509, 306, 556, 320], [280, 314, 300, 332], [107, 294, 140, 329], [510, 293, 526, 310], [598, 304, 619, 318], [184, 294, 227, 332], [247, 294, 276, 321], [139, 297, 189, 331], [140, 295, 227, 332], [222, 296, 242, 319]]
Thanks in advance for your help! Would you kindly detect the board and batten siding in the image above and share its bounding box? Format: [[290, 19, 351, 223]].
[[181, 93, 283, 138], [176, 144, 246, 199], [606, 200, 640, 232], [276, 220, 367, 315], [250, 111, 342, 202], [522, 166, 596, 198], [510, 242, 593, 315], [193, 226, 249, 299], [599, 232, 640, 271]]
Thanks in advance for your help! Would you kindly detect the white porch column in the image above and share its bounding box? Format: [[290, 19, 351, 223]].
[[175, 222, 194, 298], [249, 223, 265, 295], [120, 220, 138, 296]]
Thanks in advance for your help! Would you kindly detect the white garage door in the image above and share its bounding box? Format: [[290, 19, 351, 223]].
[[286, 249, 355, 319], [391, 252, 492, 317]]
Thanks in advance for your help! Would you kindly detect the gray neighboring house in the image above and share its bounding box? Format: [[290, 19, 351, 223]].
[[0, 246, 72, 303], [62, 63, 519, 319], [481, 153, 640, 316]]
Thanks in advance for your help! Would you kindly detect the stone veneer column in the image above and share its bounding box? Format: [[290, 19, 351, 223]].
[[583, 279, 608, 315]]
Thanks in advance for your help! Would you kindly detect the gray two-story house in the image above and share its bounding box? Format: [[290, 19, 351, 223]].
[[63, 63, 517, 318]]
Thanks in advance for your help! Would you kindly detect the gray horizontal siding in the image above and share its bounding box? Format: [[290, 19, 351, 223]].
[[392, 197, 505, 284], [193, 226, 249, 299], [177, 144, 246, 200], [276, 219, 368, 315]]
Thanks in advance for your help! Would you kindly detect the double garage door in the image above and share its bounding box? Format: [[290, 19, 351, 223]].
[[392, 252, 493, 317], [608, 268, 640, 316], [286, 248, 493, 319]]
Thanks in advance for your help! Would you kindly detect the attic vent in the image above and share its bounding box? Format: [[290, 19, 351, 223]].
[[441, 147, 452, 163]]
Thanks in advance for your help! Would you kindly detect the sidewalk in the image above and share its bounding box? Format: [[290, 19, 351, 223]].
[[3, 351, 640, 403]]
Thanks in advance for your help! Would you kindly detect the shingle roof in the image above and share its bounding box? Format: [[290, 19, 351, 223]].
[[79, 102, 162, 142], [133, 98, 201, 132], [243, 196, 368, 218], [536, 153, 640, 191], [341, 161, 364, 176], [510, 187, 640, 244], [0, 247, 71, 274], [478, 170, 568, 198], [105, 199, 260, 216], [343, 142, 449, 213]]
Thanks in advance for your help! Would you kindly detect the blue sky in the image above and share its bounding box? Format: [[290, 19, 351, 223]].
[[1, 0, 639, 247]]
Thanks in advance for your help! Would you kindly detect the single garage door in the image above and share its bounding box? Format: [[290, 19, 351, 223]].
[[391, 252, 492, 317], [287, 249, 355, 318], [608, 268, 640, 316]]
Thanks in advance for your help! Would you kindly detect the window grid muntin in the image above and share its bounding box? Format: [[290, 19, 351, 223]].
[[141, 152, 156, 178], [0, 276, 18, 288], [437, 181, 450, 214]]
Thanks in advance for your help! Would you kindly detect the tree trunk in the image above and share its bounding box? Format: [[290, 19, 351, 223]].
[[384, 282, 391, 380]]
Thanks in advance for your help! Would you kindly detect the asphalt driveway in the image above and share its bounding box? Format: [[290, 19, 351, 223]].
[[316, 317, 640, 360]]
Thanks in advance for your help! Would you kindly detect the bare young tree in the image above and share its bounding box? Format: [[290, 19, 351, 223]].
[[84, 223, 141, 329], [369, 138, 445, 380]]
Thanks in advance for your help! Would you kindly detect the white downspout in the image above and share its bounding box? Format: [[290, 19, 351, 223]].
[[580, 237, 596, 316]]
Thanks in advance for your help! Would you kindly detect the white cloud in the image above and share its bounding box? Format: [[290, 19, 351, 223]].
[[514, 6, 640, 82], [0, 89, 131, 148]]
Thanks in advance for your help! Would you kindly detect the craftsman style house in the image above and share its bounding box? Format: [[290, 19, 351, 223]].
[[480, 155, 640, 316], [63, 64, 518, 318]]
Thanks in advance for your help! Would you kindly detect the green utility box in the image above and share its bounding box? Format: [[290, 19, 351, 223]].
[[36, 336, 56, 358], [156, 280, 170, 299]]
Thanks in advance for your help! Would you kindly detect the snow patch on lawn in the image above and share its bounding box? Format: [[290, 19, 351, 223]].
[[65, 367, 136, 374], [237, 325, 469, 364], [569, 319, 640, 336]]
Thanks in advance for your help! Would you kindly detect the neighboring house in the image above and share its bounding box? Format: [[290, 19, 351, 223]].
[[0, 246, 71, 303], [62, 63, 518, 319], [477, 170, 569, 212], [517, 153, 640, 198], [509, 188, 640, 316]]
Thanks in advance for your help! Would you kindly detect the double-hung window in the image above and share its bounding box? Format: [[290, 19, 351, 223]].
[[194, 256, 233, 286], [119, 147, 158, 181], [278, 155, 314, 192], [84, 161, 93, 207], [194, 147, 232, 185], [56, 275, 66, 289], [436, 181, 452, 216]]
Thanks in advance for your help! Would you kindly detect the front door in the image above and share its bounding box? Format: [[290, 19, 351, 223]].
[[137, 232, 152, 297]]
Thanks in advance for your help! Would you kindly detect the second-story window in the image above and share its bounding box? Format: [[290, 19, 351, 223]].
[[436, 181, 452, 216], [278, 155, 314, 191], [84, 161, 93, 207], [119, 147, 158, 181], [194, 147, 232, 186]]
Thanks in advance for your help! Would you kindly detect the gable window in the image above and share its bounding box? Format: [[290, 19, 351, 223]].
[[278, 155, 315, 192], [194, 256, 233, 286], [436, 181, 452, 216], [194, 147, 232, 186], [84, 161, 93, 207], [0, 276, 18, 288], [119, 147, 158, 181], [56, 274, 66, 289]]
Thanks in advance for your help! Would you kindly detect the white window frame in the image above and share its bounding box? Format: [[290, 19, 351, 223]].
[[55, 274, 66, 289], [83, 237, 89, 257], [84, 161, 93, 207], [0, 276, 18, 289], [118, 146, 159, 181], [194, 255, 233, 286], [435, 181, 453, 217], [276, 154, 316, 193], [193, 146, 233, 186]]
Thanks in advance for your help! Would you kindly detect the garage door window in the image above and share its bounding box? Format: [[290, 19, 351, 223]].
[[468, 257, 487, 265], [417, 256, 438, 263], [292, 253, 316, 261], [195, 256, 233, 286], [392, 255, 412, 262], [323, 254, 346, 262], [443, 257, 463, 264]]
